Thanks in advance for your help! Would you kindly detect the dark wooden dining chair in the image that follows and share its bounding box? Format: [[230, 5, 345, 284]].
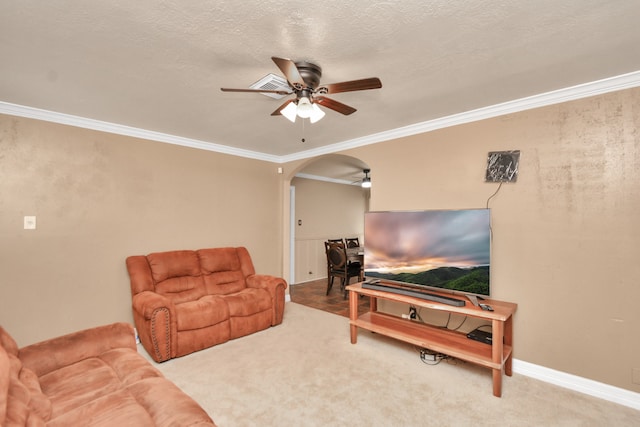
[[325, 241, 361, 299], [345, 237, 360, 248]]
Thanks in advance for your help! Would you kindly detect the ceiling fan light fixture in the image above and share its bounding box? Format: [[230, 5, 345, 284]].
[[296, 97, 313, 118], [361, 168, 372, 188], [281, 101, 297, 122], [309, 103, 325, 123]]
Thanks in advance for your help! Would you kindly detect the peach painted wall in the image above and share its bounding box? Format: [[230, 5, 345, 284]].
[[0, 115, 284, 346], [331, 88, 640, 393]]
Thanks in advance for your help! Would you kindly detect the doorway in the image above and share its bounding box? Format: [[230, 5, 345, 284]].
[[287, 154, 370, 313]]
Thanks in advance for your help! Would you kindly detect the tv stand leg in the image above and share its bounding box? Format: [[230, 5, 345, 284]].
[[492, 368, 503, 397], [491, 319, 505, 397], [349, 289, 358, 344], [504, 315, 514, 377]]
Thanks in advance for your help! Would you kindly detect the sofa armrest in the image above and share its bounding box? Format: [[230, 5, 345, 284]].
[[246, 274, 287, 325], [132, 291, 175, 320], [132, 291, 177, 363], [246, 274, 287, 293], [18, 322, 135, 377]]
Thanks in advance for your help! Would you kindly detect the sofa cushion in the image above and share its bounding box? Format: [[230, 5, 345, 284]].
[[39, 357, 122, 418], [45, 388, 155, 427], [175, 296, 229, 331], [125, 377, 215, 426], [224, 288, 272, 317], [198, 248, 247, 295], [148, 250, 205, 303], [96, 349, 163, 385]]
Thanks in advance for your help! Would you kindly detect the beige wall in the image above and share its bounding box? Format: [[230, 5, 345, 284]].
[[317, 88, 638, 393], [291, 176, 367, 284], [0, 115, 284, 347]]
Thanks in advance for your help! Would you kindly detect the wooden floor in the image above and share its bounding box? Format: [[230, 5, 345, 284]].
[[289, 278, 370, 318]]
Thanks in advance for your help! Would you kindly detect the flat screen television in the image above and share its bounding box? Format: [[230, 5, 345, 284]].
[[363, 209, 491, 297]]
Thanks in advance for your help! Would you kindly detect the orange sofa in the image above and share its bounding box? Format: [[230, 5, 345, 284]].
[[0, 322, 215, 426], [126, 247, 287, 362]]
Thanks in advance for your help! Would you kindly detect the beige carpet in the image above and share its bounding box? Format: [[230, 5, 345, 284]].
[[143, 303, 639, 426]]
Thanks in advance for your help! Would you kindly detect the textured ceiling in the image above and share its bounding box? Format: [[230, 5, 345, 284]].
[[2, 0, 640, 164]]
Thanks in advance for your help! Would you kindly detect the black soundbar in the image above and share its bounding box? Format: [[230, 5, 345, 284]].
[[361, 282, 466, 307]]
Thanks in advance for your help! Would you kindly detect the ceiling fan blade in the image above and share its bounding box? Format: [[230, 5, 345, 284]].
[[272, 57, 306, 90], [317, 77, 382, 94], [221, 87, 292, 95], [314, 96, 357, 115], [270, 99, 294, 116]]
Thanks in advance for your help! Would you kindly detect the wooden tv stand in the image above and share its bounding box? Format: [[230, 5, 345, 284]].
[[346, 282, 517, 397]]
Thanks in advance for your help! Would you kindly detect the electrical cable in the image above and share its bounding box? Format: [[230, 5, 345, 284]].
[[441, 312, 468, 331], [486, 181, 503, 208], [419, 348, 449, 365], [448, 315, 469, 331]]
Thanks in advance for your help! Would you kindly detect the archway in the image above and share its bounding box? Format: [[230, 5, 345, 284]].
[[285, 154, 371, 288]]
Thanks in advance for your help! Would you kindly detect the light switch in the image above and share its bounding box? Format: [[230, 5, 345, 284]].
[[24, 216, 36, 230]]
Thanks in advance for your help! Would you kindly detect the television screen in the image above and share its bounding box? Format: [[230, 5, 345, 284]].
[[364, 209, 491, 296]]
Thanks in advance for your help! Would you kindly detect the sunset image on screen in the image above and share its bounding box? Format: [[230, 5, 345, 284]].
[[364, 209, 491, 295]]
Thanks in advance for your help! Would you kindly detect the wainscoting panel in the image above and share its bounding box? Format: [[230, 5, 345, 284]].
[[294, 238, 327, 284]]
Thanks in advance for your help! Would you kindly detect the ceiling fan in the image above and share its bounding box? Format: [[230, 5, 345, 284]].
[[351, 169, 372, 188], [221, 57, 382, 123]]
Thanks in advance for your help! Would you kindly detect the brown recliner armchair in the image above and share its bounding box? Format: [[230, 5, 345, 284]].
[[126, 247, 287, 362]]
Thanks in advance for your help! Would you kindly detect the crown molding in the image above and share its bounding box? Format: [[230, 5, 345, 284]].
[[2, 70, 639, 164], [281, 70, 640, 162], [0, 102, 282, 163]]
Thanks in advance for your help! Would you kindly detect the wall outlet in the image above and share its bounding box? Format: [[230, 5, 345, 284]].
[[633, 368, 640, 385], [24, 216, 36, 230]]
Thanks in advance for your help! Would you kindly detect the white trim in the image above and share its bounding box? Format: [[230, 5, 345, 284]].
[[0, 102, 282, 163], [513, 359, 640, 411], [280, 70, 640, 162], [294, 172, 356, 186], [289, 185, 296, 284], [1, 71, 639, 163]]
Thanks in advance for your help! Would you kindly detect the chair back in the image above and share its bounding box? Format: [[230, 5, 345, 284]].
[[326, 241, 348, 270], [345, 237, 360, 248]]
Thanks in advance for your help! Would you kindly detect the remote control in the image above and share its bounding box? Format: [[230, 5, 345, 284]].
[[479, 303, 494, 311]]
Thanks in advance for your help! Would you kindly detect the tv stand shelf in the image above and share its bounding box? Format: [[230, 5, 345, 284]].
[[346, 282, 517, 397]]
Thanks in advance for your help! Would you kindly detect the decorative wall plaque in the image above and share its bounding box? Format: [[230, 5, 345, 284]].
[[485, 150, 520, 183]]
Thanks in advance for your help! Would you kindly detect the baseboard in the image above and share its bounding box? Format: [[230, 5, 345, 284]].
[[290, 278, 325, 285], [513, 359, 640, 411]]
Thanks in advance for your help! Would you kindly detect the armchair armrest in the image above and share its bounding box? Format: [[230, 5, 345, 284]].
[[246, 274, 287, 325], [19, 322, 135, 377]]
